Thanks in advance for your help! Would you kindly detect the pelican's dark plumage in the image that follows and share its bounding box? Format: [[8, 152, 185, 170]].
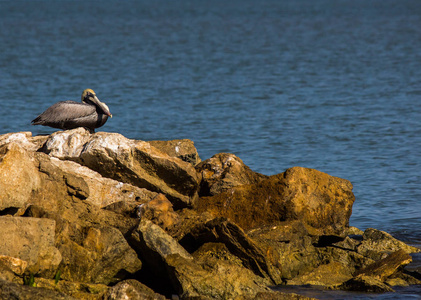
[[32, 89, 112, 133]]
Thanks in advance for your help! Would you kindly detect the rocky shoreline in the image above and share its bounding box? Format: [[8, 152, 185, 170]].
[[0, 128, 419, 299]]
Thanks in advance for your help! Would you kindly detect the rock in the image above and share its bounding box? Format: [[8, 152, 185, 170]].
[[10, 154, 138, 234], [0, 132, 48, 152], [339, 275, 394, 293], [2, 130, 420, 299], [0, 256, 27, 276], [131, 220, 193, 262], [138, 194, 180, 230], [334, 242, 416, 293], [385, 277, 410, 287], [167, 209, 214, 242], [0, 278, 77, 300], [347, 226, 364, 236], [195, 153, 268, 196], [354, 249, 412, 281], [130, 219, 277, 299], [0, 255, 28, 283], [316, 238, 374, 279], [42, 130, 200, 209], [0, 217, 61, 278], [0, 143, 40, 211], [178, 218, 275, 283], [57, 225, 142, 285], [287, 262, 353, 286], [40, 127, 92, 158], [23, 202, 141, 286], [197, 167, 355, 236], [357, 228, 420, 260], [49, 157, 157, 209], [129, 219, 194, 296], [35, 277, 108, 300], [149, 139, 201, 166], [103, 279, 166, 300], [166, 242, 273, 299], [251, 292, 317, 300], [248, 221, 321, 282], [30, 153, 143, 235]]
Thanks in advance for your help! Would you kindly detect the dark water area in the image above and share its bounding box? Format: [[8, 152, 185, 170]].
[[1, 1, 421, 298], [274, 284, 421, 300]]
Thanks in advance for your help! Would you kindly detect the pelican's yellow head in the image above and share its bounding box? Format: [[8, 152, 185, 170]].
[[81, 89, 112, 118]]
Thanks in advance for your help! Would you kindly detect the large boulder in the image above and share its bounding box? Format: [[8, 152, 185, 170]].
[[196, 153, 268, 196], [178, 217, 275, 283], [24, 201, 142, 285], [0, 140, 154, 217], [0, 132, 48, 152], [198, 167, 355, 236], [48, 157, 157, 209], [166, 243, 273, 299], [0, 143, 41, 212], [130, 220, 275, 299], [57, 225, 142, 285], [42, 129, 199, 209], [0, 217, 61, 278], [248, 221, 322, 282]]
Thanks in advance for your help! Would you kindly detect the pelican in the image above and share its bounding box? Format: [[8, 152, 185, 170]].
[[32, 89, 112, 133]]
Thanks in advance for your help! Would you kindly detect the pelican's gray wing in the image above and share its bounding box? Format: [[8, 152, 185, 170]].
[[32, 101, 96, 125]]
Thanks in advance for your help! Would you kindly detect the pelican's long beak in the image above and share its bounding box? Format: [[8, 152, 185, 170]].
[[91, 95, 112, 118]]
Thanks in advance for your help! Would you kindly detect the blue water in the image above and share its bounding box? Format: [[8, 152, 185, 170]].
[[1, 1, 420, 297]]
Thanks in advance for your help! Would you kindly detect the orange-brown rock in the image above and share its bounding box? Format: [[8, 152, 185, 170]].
[[197, 166, 355, 236], [42, 129, 200, 209], [1, 130, 420, 298], [248, 221, 321, 282], [0, 143, 40, 211], [0, 216, 61, 278], [178, 217, 275, 282], [138, 193, 180, 230], [196, 153, 268, 196], [149, 139, 201, 166]]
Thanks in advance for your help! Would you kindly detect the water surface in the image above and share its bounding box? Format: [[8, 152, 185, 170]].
[[1, 1, 420, 298]]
